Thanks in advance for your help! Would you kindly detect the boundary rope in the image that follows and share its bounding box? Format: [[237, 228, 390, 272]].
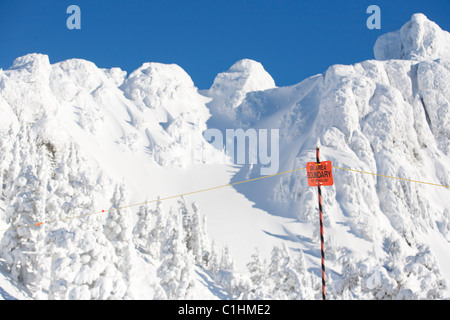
[[1, 164, 449, 232], [0, 167, 307, 232], [333, 166, 450, 189]]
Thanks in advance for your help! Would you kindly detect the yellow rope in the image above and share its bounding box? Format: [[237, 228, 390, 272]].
[[1, 164, 448, 233], [0, 167, 307, 232], [332, 166, 450, 189]]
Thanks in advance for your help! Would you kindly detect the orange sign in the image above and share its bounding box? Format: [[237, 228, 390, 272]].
[[306, 161, 334, 187]]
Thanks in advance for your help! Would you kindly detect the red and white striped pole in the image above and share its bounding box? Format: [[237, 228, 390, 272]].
[[316, 147, 326, 300]]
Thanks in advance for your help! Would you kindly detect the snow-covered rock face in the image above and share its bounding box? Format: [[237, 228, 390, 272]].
[[120, 62, 203, 115], [374, 13, 450, 61], [8, 53, 52, 74], [204, 59, 276, 125], [119, 62, 213, 166], [0, 53, 214, 167]]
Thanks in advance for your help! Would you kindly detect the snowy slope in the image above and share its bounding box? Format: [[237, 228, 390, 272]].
[[0, 13, 449, 300]]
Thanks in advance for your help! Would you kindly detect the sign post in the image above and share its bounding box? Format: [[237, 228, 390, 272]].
[[306, 147, 333, 300]]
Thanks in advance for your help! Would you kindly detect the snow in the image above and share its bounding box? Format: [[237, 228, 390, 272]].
[[374, 13, 450, 61], [1, 13, 450, 299], [203, 59, 276, 129]]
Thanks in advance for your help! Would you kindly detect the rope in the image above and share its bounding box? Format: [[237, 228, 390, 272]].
[[0, 167, 307, 232], [332, 166, 450, 189], [1, 163, 449, 233]]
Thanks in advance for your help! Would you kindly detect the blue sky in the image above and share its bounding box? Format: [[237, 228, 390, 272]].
[[0, 0, 449, 89]]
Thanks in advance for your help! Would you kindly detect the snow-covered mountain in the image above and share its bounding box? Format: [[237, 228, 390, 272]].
[[0, 13, 449, 300]]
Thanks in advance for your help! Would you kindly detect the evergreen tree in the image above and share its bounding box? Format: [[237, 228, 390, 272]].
[[403, 244, 447, 299], [264, 243, 314, 299], [294, 249, 315, 299], [212, 244, 251, 299], [157, 209, 196, 299], [191, 202, 211, 267], [0, 128, 15, 199], [244, 248, 267, 299], [105, 182, 134, 298], [359, 236, 447, 299], [0, 128, 49, 294], [207, 240, 220, 275], [247, 247, 266, 285], [43, 143, 128, 300], [337, 252, 364, 299], [147, 197, 164, 260], [267, 244, 290, 298], [220, 245, 234, 271], [177, 198, 211, 267], [133, 199, 152, 250]]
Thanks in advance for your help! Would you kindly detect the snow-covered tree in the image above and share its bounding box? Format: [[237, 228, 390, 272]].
[[0, 127, 16, 200], [261, 243, 315, 299], [0, 128, 49, 294], [207, 240, 220, 274], [141, 197, 165, 260], [357, 236, 448, 300], [40, 143, 130, 300], [247, 247, 266, 286], [104, 182, 134, 298], [133, 199, 153, 248], [179, 199, 210, 266], [336, 251, 365, 299], [220, 245, 234, 271], [207, 244, 251, 299], [243, 248, 268, 299], [47, 227, 127, 300], [403, 244, 447, 299], [157, 209, 196, 299]]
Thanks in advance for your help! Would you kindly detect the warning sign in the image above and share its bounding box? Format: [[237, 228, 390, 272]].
[[306, 161, 334, 187]]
